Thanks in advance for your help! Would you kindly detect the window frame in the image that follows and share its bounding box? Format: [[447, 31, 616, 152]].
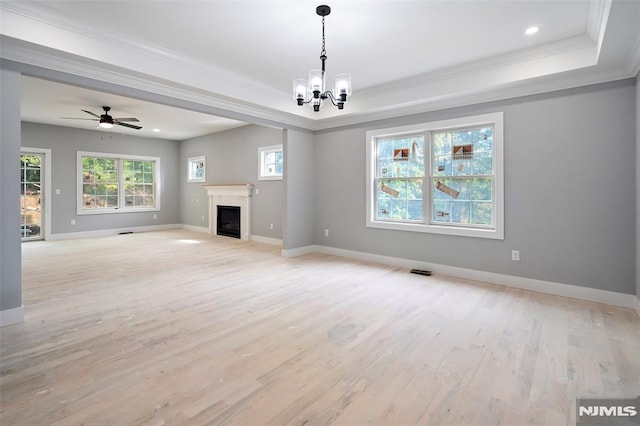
[[366, 112, 504, 239], [77, 151, 161, 215], [258, 144, 283, 181], [187, 156, 206, 183]]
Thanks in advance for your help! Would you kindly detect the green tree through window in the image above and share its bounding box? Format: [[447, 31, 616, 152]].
[[78, 152, 159, 213], [366, 112, 504, 239]]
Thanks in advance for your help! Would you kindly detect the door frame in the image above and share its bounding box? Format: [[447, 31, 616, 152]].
[[21, 147, 52, 241]]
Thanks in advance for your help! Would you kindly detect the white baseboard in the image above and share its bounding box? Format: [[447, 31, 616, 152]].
[[0, 305, 24, 327], [285, 244, 637, 311], [179, 226, 282, 246], [48, 224, 182, 241], [181, 224, 210, 234], [281, 245, 319, 258], [251, 235, 283, 247]]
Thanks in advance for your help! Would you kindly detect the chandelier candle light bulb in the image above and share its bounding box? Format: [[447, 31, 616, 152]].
[[335, 73, 351, 102], [309, 69, 325, 94], [293, 5, 351, 111]]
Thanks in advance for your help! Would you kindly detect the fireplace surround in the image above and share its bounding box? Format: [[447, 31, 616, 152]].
[[204, 184, 253, 240]]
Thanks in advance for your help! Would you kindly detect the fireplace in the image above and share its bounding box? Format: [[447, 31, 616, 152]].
[[203, 184, 253, 241], [217, 205, 241, 239]]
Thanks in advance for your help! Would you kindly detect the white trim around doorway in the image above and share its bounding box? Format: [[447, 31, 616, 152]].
[[21, 147, 52, 241]]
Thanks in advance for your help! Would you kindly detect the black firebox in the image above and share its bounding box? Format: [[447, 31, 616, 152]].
[[217, 205, 241, 239]]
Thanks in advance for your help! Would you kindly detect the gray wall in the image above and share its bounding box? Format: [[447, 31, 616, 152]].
[[179, 124, 284, 239], [4, 74, 638, 321], [314, 79, 637, 295], [0, 69, 23, 312], [283, 129, 316, 250], [21, 122, 180, 235], [637, 71, 640, 302]]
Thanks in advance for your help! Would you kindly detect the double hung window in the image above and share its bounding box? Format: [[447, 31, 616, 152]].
[[366, 112, 503, 239], [78, 151, 160, 214]]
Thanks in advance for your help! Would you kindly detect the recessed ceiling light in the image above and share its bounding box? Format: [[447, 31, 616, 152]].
[[153, 128, 160, 132], [525, 26, 539, 35]]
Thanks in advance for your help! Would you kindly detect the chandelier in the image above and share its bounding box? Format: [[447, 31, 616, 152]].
[[293, 5, 352, 112]]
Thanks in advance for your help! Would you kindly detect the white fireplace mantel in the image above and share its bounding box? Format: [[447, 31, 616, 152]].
[[204, 184, 253, 240]]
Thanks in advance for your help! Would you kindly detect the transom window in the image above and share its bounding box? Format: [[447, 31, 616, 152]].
[[366, 112, 504, 239], [77, 151, 160, 214]]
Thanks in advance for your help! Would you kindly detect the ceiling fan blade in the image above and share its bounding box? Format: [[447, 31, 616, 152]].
[[113, 117, 140, 122], [82, 109, 101, 118], [61, 117, 99, 121], [115, 121, 142, 130]]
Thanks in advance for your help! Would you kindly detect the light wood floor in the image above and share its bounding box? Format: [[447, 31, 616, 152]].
[[1, 230, 639, 425]]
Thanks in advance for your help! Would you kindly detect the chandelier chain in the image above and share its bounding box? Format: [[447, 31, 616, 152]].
[[320, 15, 327, 59]]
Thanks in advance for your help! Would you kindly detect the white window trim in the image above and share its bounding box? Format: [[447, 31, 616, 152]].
[[21, 147, 52, 241], [77, 151, 161, 215], [365, 112, 504, 239], [258, 144, 283, 181], [187, 156, 206, 183]]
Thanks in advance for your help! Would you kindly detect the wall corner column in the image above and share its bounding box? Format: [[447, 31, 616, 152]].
[[0, 67, 24, 326]]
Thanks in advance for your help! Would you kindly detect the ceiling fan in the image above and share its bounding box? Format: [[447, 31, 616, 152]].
[[61, 106, 142, 130]]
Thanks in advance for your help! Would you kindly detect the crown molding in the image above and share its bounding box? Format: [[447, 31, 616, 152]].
[[587, 0, 612, 55], [0, 2, 293, 106], [311, 66, 634, 131], [1, 0, 637, 134], [0, 1, 277, 96], [359, 35, 596, 101], [0, 36, 315, 132], [629, 33, 640, 76], [288, 37, 607, 127]]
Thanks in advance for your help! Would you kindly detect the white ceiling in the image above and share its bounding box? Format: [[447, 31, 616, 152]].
[[20, 76, 248, 140], [2, 0, 639, 139]]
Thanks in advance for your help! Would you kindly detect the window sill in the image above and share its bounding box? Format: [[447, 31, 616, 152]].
[[77, 207, 160, 215], [366, 219, 503, 240], [258, 176, 283, 181]]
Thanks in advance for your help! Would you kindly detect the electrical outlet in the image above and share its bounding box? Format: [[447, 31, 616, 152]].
[[201, 216, 205, 221], [269, 223, 273, 230], [511, 250, 520, 262], [256, 188, 260, 195], [71, 219, 76, 226], [324, 229, 329, 237], [153, 214, 157, 220], [195, 198, 199, 203], [55, 188, 61, 195]]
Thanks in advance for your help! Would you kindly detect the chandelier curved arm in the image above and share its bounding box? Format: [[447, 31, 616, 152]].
[[323, 91, 345, 110]]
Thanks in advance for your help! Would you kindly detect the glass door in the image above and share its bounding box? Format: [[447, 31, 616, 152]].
[[20, 153, 43, 240]]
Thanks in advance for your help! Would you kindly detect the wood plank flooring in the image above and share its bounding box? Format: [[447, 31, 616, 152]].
[[1, 230, 639, 425]]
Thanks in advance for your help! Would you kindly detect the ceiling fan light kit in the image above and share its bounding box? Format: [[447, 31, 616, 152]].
[[98, 108, 115, 128], [293, 4, 352, 112]]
